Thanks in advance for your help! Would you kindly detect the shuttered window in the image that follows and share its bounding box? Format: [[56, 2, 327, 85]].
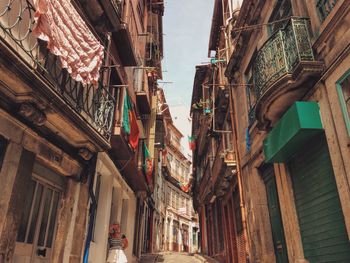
[[288, 134, 350, 262]]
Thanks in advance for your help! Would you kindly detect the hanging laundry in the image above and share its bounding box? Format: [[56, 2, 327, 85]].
[[122, 93, 131, 135], [123, 93, 139, 149], [128, 108, 139, 149], [143, 142, 153, 184], [33, 0, 104, 85], [188, 136, 196, 151]]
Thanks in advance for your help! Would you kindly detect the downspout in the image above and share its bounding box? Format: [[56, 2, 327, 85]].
[[82, 155, 98, 263], [228, 87, 250, 261]]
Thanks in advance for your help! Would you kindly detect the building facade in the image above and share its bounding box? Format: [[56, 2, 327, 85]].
[[0, 0, 164, 262], [157, 89, 200, 254], [193, 0, 350, 263], [223, 0, 350, 262], [191, 1, 248, 262]]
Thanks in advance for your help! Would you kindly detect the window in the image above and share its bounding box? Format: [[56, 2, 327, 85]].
[[317, 0, 337, 22], [137, 0, 145, 26], [0, 136, 8, 171], [337, 70, 350, 136], [246, 61, 257, 127], [233, 186, 243, 233], [268, 0, 292, 35], [175, 159, 180, 174], [92, 174, 102, 241]]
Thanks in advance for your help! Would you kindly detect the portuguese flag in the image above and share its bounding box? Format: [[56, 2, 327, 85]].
[[143, 142, 153, 184], [188, 135, 196, 151], [123, 93, 139, 149]]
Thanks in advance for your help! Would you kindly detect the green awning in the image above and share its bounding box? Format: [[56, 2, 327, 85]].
[[264, 102, 323, 163]]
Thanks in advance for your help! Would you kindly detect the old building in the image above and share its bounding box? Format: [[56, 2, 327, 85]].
[[157, 88, 200, 254], [191, 1, 248, 262], [0, 0, 164, 263], [223, 0, 350, 262]]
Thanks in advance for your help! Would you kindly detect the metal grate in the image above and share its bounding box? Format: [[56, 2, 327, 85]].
[[253, 17, 314, 100]]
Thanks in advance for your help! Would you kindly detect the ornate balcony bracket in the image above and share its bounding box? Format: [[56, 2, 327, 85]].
[[253, 17, 324, 129], [18, 102, 47, 126]]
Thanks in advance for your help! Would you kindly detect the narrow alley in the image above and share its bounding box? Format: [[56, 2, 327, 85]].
[[140, 252, 204, 263], [1, 0, 350, 263]]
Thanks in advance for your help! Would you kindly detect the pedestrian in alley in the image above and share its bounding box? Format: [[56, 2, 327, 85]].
[[107, 223, 128, 263]]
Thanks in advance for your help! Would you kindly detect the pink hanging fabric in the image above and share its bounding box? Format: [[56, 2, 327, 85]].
[[32, 0, 104, 86]]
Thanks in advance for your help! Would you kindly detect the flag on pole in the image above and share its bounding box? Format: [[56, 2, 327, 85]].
[[123, 93, 139, 149], [143, 142, 153, 184], [123, 93, 131, 134], [188, 136, 196, 151]]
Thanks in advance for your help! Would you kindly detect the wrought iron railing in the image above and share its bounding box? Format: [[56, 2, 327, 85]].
[[316, 0, 337, 22], [0, 0, 115, 140], [253, 17, 315, 99]]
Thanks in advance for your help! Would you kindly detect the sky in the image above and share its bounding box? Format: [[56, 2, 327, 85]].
[[161, 0, 214, 155]]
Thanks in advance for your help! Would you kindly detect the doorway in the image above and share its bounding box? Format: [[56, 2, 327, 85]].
[[13, 163, 64, 263], [261, 164, 289, 263]]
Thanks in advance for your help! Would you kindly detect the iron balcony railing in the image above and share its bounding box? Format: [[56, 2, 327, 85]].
[[253, 17, 315, 100], [316, 0, 337, 22], [0, 0, 115, 140]]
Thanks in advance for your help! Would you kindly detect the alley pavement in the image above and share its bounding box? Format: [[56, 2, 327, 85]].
[[140, 252, 201, 263]]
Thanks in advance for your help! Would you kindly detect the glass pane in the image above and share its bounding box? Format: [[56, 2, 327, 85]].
[[27, 183, 43, 244], [38, 188, 53, 247], [342, 76, 350, 114], [16, 180, 36, 242], [46, 191, 60, 248]]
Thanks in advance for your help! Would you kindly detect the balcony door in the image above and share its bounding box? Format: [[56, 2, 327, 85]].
[[13, 163, 64, 263]]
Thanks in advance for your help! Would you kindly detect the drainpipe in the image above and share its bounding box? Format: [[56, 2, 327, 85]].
[[82, 155, 98, 263], [228, 87, 250, 261]]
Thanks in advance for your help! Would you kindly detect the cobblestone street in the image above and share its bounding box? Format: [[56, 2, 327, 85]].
[[141, 252, 201, 263]]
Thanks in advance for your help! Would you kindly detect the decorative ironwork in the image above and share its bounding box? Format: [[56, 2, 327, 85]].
[[316, 0, 337, 22], [0, 0, 115, 140], [253, 17, 314, 100]]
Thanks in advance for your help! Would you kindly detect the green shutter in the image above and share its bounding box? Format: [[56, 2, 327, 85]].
[[288, 134, 350, 263]]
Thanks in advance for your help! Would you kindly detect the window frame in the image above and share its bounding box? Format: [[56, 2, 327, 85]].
[[336, 68, 350, 136], [0, 136, 8, 171]]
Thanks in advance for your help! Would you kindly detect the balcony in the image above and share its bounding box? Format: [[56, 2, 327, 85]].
[[134, 68, 152, 114], [253, 17, 323, 129], [0, 0, 116, 152]]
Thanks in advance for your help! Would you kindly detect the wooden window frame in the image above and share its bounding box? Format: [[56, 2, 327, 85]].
[[336, 68, 350, 136]]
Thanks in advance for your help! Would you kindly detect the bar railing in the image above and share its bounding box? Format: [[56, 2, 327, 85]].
[[0, 0, 115, 140], [316, 0, 337, 22], [253, 17, 314, 100]]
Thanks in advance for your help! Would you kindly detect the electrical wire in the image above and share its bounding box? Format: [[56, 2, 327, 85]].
[[231, 16, 302, 33]]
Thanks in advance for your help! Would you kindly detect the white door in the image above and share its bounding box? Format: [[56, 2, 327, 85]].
[[13, 165, 63, 263]]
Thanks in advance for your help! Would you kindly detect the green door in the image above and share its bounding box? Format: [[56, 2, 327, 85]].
[[262, 165, 289, 263], [288, 133, 350, 263]]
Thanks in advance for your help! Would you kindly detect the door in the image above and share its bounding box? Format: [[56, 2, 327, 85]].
[[288, 134, 350, 262], [262, 164, 289, 263], [14, 163, 63, 263]]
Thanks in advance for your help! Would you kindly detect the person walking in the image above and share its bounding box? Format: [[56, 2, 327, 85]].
[[107, 223, 128, 263]]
